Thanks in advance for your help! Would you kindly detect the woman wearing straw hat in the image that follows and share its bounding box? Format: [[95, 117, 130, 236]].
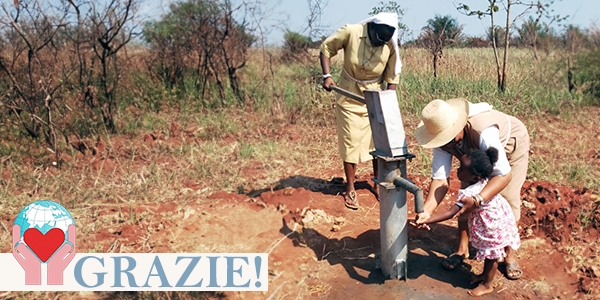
[[319, 12, 402, 210], [414, 98, 530, 280]]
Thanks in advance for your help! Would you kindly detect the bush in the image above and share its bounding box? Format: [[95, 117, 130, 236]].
[[574, 49, 600, 102], [282, 30, 315, 62]]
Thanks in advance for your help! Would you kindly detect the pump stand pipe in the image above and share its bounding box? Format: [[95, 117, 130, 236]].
[[330, 86, 427, 280], [393, 177, 425, 214], [374, 155, 427, 281]]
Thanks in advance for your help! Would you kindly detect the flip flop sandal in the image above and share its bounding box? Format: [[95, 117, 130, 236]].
[[442, 253, 465, 270], [344, 190, 359, 210], [505, 261, 523, 280]]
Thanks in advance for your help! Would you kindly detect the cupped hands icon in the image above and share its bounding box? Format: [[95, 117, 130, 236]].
[[12, 224, 77, 285]]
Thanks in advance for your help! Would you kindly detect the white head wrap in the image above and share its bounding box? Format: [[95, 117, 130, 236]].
[[358, 12, 402, 75]]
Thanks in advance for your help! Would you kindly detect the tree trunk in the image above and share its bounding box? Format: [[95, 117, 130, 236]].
[[99, 52, 115, 133], [228, 66, 245, 106], [500, 0, 512, 92], [532, 36, 538, 61], [433, 53, 438, 78], [489, 5, 503, 92], [567, 56, 575, 93]]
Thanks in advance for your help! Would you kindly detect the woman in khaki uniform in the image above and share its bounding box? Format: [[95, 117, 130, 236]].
[[414, 98, 530, 280], [319, 12, 402, 210]]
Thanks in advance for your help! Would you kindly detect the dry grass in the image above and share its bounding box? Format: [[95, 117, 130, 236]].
[[0, 44, 599, 299]]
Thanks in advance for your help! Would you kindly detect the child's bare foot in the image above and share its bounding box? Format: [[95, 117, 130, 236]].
[[467, 282, 494, 297]]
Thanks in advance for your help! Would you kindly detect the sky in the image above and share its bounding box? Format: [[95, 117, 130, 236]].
[[142, 0, 600, 46]]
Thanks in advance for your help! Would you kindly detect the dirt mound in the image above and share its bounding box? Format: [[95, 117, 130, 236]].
[[517, 180, 600, 293], [520, 180, 600, 242]]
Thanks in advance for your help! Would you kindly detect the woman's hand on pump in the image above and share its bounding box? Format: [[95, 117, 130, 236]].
[[322, 76, 335, 91]]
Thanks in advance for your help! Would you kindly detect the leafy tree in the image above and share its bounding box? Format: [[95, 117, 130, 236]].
[[417, 15, 463, 78], [573, 49, 600, 101], [282, 30, 314, 62], [143, 0, 256, 106], [564, 25, 590, 93]]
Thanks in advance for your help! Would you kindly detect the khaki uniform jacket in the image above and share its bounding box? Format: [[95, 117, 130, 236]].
[[319, 23, 401, 163]]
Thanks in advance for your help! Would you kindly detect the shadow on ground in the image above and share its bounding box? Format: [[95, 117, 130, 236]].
[[279, 219, 477, 289], [247, 175, 376, 198]]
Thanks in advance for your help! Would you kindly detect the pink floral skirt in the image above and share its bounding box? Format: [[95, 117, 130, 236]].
[[468, 193, 521, 261]]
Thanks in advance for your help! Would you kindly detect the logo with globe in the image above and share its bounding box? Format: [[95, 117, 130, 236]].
[[12, 200, 77, 285]]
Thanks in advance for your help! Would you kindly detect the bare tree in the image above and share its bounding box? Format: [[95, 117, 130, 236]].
[[88, 0, 140, 133], [516, 17, 541, 58], [586, 23, 600, 49], [0, 0, 140, 163], [0, 0, 74, 165], [458, 0, 564, 92], [304, 0, 329, 42], [221, 0, 256, 105], [240, 0, 279, 70], [515, 2, 567, 60]]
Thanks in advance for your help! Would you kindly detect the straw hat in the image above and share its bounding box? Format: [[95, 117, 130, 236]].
[[415, 98, 470, 149]]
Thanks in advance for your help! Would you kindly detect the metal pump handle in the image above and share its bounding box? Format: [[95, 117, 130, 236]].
[[330, 86, 366, 104]]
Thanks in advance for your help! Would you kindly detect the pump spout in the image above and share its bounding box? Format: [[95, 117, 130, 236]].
[[393, 177, 424, 214]]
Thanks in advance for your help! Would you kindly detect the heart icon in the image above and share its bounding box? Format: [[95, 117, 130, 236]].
[[23, 228, 65, 262]]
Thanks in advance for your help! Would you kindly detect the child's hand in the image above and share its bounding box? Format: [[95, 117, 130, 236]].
[[411, 212, 431, 230], [410, 220, 430, 230], [456, 196, 476, 217]]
